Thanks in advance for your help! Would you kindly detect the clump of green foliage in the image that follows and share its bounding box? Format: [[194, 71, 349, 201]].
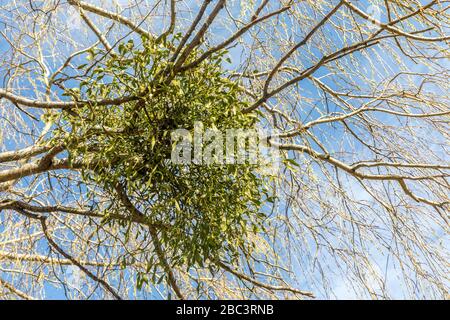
[[53, 36, 269, 272]]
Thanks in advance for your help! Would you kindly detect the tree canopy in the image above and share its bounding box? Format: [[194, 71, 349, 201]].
[[0, 0, 448, 299]]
